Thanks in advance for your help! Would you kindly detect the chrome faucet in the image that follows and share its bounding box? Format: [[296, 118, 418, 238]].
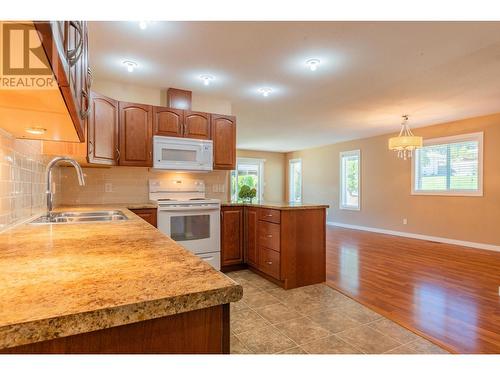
[[46, 157, 85, 216]]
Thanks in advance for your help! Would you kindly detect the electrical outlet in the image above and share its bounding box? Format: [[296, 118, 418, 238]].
[[403, 218, 408, 225], [104, 183, 113, 193], [212, 185, 219, 193], [219, 184, 225, 193]]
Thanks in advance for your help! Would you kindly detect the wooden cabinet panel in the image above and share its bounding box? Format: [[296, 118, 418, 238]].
[[258, 208, 281, 224], [221, 207, 244, 266], [245, 208, 258, 267], [258, 221, 281, 252], [184, 111, 211, 140], [118, 102, 153, 167], [88, 92, 118, 165], [211, 114, 236, 170], [153, 107, 184, 137], [258, 247, 281, 280], [129, 208, 157, 228], [1, 305, 228, 354], [32, 21, 88, 142], [166, 88, 192, 110]]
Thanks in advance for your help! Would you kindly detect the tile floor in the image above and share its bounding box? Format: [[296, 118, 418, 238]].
[[226, 269, 449, 355]]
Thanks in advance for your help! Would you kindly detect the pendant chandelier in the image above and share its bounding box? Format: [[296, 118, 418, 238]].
[[388, 115, 423, 160]]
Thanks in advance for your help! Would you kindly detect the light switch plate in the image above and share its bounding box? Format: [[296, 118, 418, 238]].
[[104, 183, 113, 193]]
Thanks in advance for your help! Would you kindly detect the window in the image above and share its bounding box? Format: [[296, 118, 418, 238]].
[[340, 150, 361, 210], [230, 158, 264, 201], [412, 132, 483, 196], [289, 158, 302, 202]]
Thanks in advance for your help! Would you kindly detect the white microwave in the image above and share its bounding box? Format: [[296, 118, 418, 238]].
[[153, 136, 213, 171]]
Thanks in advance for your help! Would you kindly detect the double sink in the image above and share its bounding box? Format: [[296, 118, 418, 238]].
[[30, 210, 129, 224]]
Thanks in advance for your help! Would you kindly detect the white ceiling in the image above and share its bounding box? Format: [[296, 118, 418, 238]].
[[88, 22, 500, 152]]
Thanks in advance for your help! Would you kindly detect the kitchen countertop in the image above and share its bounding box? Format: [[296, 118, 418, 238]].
[[0, 205, 242, 350], [221, 201, 329, 210]]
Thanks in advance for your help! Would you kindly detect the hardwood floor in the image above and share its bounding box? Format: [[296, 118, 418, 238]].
[[326, 226, 500, 354]]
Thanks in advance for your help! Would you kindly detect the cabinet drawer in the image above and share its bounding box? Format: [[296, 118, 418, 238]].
[[258, 221, 280, 252], [258, 247, 280, 280], [258, 208, 280, 223]]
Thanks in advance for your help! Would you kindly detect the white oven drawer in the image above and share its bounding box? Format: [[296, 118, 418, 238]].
[[197, 251, 220, 271]]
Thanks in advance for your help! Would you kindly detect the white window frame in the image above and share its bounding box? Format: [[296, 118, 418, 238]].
[[288, 158, 302, 203], [231, 157, 265, 201], [411, 132, 483, 197], [339, 149, 361, 211]]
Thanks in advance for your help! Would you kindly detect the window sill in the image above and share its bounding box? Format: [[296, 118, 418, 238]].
[[411, 190, 483, 197]]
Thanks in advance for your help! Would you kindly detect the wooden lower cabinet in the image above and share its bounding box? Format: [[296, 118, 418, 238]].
[[1, 304, 229, 354], [221, 207, 244, 267], [245, 207, 258, 267], [220, 205, 327, 289], [129, 208, 157, 227], [258, 246, 280, 280]]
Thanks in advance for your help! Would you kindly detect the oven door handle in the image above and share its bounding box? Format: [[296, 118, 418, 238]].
[[158, 206, 220, 212]]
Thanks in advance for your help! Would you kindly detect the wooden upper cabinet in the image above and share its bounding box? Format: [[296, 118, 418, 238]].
[[221, 207, 244, 267], [153, 107, 184, 137], [88, 92, 118, 165], [118, 102, 153, 167], [183, 111, 211, 140], [211, 114, 236, 170]]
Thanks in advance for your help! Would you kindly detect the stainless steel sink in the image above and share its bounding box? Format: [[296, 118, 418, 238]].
[[30, 210, 129, 224]]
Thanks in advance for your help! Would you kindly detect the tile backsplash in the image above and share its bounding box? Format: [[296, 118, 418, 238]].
[[0, 129, 59, 231], [59, 166, 229, 205]]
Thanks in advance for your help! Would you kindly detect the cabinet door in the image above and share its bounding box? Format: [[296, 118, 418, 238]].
[[153, 107, 184, 137], [63, 21, 87, 140], [211, 114, 236, 170], [221, 207, 244, 266], [88, 92, 118, 165], [130, 208, 157, 227], [245, 207, 258, 267], [183, 111, 211, 139], [118, 102, 153, 166]]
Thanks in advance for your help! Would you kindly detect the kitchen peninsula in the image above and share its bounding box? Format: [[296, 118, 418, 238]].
[[0, 206, 242, 354], [220, 202, 329, 290]]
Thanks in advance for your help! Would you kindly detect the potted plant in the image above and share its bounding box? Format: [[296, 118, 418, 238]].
[[238, 185, 257, 203]]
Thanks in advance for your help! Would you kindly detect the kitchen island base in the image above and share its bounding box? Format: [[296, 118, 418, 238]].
[[1, 305, 230, 354]]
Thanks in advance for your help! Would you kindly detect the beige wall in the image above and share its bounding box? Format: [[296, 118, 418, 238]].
[[286, 113, 500, 246], [237, 150, 286, 202], [92, 79, 232, 114], [0, 129, 60, 231], [59, 167, 229, 205]]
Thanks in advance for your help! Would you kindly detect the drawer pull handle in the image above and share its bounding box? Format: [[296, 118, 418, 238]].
[[266, 261, 273, 265], [266, 234, 273, 238], [266, 214, 273, 217]]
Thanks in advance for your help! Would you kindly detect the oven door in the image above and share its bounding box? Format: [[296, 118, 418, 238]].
[[157, 205, 220, 256]]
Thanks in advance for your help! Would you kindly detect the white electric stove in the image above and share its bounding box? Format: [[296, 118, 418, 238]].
[[149, 179, 221, 270]]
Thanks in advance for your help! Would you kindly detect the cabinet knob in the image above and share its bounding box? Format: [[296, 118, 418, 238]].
[[266, 261, 273, 265], [266, 234, 272, 238], [266, 214, 273, 217]]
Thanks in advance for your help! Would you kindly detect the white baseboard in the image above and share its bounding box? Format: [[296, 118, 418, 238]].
[[327, 221, 500, 253]]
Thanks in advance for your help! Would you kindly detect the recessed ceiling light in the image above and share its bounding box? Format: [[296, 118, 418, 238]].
[[138, 21, 148, 30], [122, 60, 138, 73], [306, 58, 321, 71], [199, 74, 215, 86], [25, 127, 46, 135], [258, 87, 273, 97]]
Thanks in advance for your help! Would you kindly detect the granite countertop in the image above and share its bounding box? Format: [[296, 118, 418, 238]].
[[221, 201, 329, 210], [0, 205, 242, 350]]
